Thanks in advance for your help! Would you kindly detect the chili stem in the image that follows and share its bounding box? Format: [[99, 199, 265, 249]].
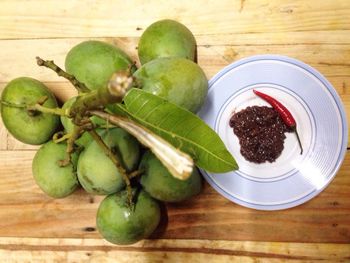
[[293, 127, 303, 155]]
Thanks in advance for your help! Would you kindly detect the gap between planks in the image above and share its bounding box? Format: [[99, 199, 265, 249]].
[[1, 30, 350, 44], [0, 237, 349, 261], [0, 38, 350, 82], [1, 0, 350, 39]]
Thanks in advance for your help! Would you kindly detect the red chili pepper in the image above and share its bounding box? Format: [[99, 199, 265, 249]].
[[253, 89, 303, 155]]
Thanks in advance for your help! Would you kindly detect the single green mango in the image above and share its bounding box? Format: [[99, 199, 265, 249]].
[[77, 128, 140, 195], [138, 19, 196, 64], [140, 151, 202, 202], [65, 40, 135, 90], [134, 57, 208, 113], [32, 141, 79, 198], [1, 77, 59, 145], [97, 189, 160, 245]]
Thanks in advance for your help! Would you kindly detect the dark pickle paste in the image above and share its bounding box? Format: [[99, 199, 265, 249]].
[[229, 106, 292, 164]]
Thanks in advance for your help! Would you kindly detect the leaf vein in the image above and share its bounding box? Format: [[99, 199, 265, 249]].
[[124, 106, 235, 167]]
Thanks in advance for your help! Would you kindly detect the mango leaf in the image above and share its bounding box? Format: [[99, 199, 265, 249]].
[[109, 89, 238, 173]]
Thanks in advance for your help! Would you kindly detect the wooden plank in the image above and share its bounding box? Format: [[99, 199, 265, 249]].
[[197, 44, 350, 78], [1, 38, 350, 83], [0, 237, 349, 262], [0, 150, 349, 243], [0, 0, 350, 39], [0, 117, 7, 150], [197, 30, 350, 46], [0, 38, 139, 83], [0, 251, 266, 263]]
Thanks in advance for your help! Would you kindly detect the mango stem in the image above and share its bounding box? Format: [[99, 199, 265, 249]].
[[36, 57, 90, 93], [1, 99, 67, 116], [88, 129, 133, 206], [58, 124, 87, 167], [27, 103, 67, 116]]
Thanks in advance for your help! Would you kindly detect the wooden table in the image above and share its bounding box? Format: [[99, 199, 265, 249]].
[[0, 1, 349, 262]]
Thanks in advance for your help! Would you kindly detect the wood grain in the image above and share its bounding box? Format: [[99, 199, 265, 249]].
[[0, 150, 349, 243], [0, 38, 139, 83], [0, 237, 349, 262], [1, 0, 350, 261], [1, 0, 349, 39], [0, 117, 7, 150], [1, 37, 350, 83]]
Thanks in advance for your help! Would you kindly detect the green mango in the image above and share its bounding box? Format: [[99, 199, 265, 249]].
[[32, 141, 79, 198], [138, 19, 196, 64], [77, 128, 140, 195], [96, 189, 160, 245], [1, 77, 59, 145], [140, 151, 202, 202], [65, 40, 135, 90], [134, 57, 208, 112]]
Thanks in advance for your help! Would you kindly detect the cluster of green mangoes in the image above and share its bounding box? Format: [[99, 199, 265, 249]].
[[0, 20, 208, 245]]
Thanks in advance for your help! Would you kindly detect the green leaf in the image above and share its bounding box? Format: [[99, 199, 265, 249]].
[[109, 89, 238, 173]]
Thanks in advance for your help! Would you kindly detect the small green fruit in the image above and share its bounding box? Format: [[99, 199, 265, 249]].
[[138, 19, 196, 64], [1, 77, 59, 145], [65, 41, 135, 90], [135, 57, 208, 112], [77, 128, 140, 195], [140, 151, 202, 202], [97, 189, 160, 245], [32, 141, 79, 198]]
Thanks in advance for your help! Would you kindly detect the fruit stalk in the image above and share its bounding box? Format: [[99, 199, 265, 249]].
[[90, 110, 194, 180], [69, 71, 134, 125], [27, 103, 67, 116], [59, 124, 87, 167], [88, 129, 133, 206], [52, 132, 71, 144], [0, 99, 67, 116], [36, 57, 90, 93]]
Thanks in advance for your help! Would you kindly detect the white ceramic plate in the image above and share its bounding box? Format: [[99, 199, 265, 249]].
[[198, 55, 348, 210]]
